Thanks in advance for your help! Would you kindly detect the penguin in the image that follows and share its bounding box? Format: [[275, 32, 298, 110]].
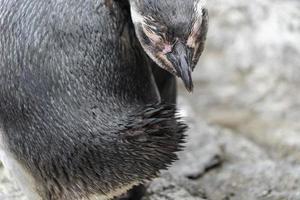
[[130, 0, 208, 92], [0, 0, 208, 200]]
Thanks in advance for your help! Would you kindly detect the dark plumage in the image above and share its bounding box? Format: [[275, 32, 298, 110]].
[[0, 0, 207, 199], [134, 0, 195, 37]]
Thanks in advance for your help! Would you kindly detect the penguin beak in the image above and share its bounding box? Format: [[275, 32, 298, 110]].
[[166, 41, 193, 92]]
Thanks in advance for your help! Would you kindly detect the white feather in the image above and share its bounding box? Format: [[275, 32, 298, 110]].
[[130, 5, 144, 24], [195, 0, 207, 19]]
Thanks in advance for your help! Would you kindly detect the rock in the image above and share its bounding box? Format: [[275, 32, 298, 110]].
[[143, 98, 300, 200], [142, 173, 206, 200], [196, 0, 300, 120], [197, 0, 300, 120], [0, 163, 25, 200]]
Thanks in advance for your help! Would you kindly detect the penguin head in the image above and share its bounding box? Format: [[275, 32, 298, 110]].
[[130, 0, 208, 92]]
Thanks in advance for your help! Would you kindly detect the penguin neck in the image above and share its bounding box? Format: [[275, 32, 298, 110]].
[[89, 8, 160, 110]]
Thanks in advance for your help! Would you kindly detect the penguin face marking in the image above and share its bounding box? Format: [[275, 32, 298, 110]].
[[130, 0, 208, 91]]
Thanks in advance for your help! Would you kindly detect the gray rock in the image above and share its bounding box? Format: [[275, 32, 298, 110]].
[[197, 0, 300, 121], [144, 98, 300, 200]]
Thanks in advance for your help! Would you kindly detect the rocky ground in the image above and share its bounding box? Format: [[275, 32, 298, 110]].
[[1, 0, 300, 199]]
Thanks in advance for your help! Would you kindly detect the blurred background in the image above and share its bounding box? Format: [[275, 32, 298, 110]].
[[1, 0, 300, 199]]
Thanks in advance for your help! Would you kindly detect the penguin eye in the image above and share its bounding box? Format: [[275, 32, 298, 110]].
[[143, 18, 168, 38], [142, 24, 164, 44]]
